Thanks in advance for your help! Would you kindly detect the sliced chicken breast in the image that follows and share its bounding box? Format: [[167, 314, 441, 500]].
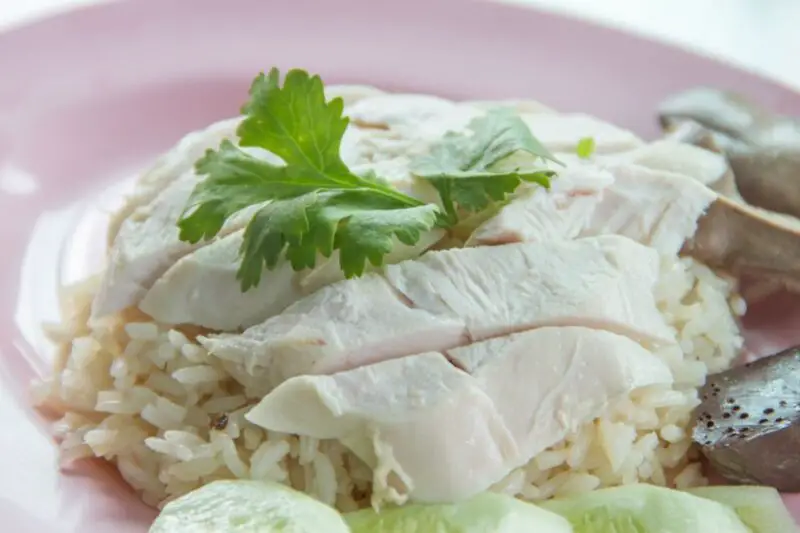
[[91, 147, 278, 319], [610, 140, 729, 188], [468, 163, 614, 246], [137, 229, 301, 331], [447, 327, 673, 465], [346, 95, 642, 155], [248, 351, 518, 504], [139, 228, 445, 330], [96, 91, 648, 322], [246, 326, 672, 503], [106, 118, 241, 245], [384, 235, 670, 343], [93, 119, 441, 319], [520, 113, 643, 154], [94, 176, 207, 319], [345, 94, 478, 138], [129, 99, 626, 328], [202, 274, 468, 386], [324, 84, 386, 105], [201, 235, 673, 390], [583, 164, 716, 256], [472, 162, 716, 257]]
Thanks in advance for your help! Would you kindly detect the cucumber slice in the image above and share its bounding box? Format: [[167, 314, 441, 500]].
[[149, 480, 350, 533], [541, 483, 750, 533], [344, 492, 571, 533], [688, 486, 799, 533]]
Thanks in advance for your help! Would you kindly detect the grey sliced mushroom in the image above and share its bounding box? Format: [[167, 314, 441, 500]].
[[658, 88, 800, 219], [693, 345, 800, 491], [658, 87, 800, 146], [726, 145, 800, 219], [685, 196, 800, 293]]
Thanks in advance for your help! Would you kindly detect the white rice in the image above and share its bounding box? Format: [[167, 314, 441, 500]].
[[35, 254, 744, 510]]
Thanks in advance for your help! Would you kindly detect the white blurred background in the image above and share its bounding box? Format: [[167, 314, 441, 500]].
[[512, 0, 800, 88]]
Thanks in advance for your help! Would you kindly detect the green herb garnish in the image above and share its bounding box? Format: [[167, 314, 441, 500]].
[[178, 69, 558, 291], [411, 108, 559, 224], [576, 136, 596, 159]]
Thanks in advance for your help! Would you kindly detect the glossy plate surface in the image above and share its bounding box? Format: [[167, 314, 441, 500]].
[[1, 0, 799, 530]]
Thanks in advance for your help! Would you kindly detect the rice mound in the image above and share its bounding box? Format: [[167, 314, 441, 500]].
[[33, 254, 745, 510]]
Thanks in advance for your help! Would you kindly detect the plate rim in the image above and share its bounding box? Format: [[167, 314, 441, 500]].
[[1, 0, 800, 530]]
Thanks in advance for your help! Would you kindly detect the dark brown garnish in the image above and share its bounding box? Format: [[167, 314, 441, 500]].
[[210, 413, 229, 431]]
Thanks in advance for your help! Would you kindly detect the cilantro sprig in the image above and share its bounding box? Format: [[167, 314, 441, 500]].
[[411, 108, 560, 224], [178, 68, 559, 291]]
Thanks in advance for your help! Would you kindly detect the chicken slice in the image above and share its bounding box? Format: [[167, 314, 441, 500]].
[[246, 326, 672, 503], [96, 93, 648, 321], [446, 327, 673, 466], [139, 228, 445, 330], [347, 94, 641, 156], [247, 351, 518, 504], [131, 100, 615, 328], [93, 104, 446, 319], [472, 162, 716, 258], [384, 235, 672, 343], [582, 164, 716, 256], [609, 140, 730, 189], [201, 274, 468, 386], [135, 138, 445, 331], [137, 229, 301, 330], [324, 84, 386, 105], [91, 146, 278, 319], [467, 163, 614, 246], [520, 113, 644, 154], [106, 118, 241, 245], [345, 93, 477, 139], [201, 236, 673, 390]]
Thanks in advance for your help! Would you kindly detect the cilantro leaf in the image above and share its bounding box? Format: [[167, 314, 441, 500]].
[[237, 69, 352, 179], [411, 109, 560, 218], [178, 140, 307, 243], [328, 201, 440, 277], [178, 68, 435, 291], [236, 192, 335, 291], [576, 136, 596, 159], [237, 191, 438, 290]]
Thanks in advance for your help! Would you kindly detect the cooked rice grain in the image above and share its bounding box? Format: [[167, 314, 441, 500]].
[[36, 255, 742, 509]]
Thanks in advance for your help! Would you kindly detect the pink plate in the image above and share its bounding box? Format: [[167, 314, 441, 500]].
[[1, 0, 799, 530]]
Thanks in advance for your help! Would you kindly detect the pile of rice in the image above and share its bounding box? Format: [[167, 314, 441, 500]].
[[33, 254, 745, 510]]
